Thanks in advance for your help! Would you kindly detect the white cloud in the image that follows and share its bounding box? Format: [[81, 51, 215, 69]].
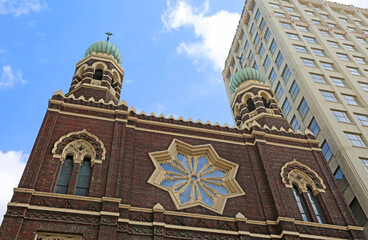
[[0, 0, 47, 17], [162, 0, 240, 70], [0, 64, 26, 88], [0, 150, 28, 222]]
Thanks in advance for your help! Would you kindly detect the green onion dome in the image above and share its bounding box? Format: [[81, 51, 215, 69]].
[[230, 68, 265, 93], [84, 41, 122, 65]]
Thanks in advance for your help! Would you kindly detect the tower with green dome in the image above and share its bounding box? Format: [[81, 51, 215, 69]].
[[67, 40, 124, 104]]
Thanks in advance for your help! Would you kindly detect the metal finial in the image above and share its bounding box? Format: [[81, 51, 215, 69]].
[[105, 32, 113, 42]]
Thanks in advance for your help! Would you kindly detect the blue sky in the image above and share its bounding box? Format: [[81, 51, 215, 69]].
[[0, 0, 244, 220]]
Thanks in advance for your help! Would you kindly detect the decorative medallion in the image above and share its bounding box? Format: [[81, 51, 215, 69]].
[[148, 139, 244, 214]]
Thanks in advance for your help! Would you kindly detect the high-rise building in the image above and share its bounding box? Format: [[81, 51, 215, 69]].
[[223, 0, 368, 235], [0, 40, 365, 239]]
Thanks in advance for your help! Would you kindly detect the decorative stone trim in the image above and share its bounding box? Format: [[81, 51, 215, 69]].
[[280, 159, 326, 194], [35, 232, 82, 240], [147, 139, 244, 214], [52, 129, 106, 164]]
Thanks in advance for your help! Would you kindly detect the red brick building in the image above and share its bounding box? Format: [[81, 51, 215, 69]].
[[0, 41, 365, 239]]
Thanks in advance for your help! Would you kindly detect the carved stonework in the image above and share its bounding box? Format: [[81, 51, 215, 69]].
[[280, 159, 326, 194], [148, 139, 245, 214], [52, 129, 106, 164], [35, 232, 82, 240]]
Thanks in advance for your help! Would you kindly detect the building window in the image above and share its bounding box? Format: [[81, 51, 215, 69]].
[[343, 94, 358, 105], [347, 67, 360, 76], [290, 81, 299, 99], [294, 45, 308, 53], [340, 18, 348, 23], [291, 115, 300, 131], [305, 11, 314, 16], [348, 27, 356, 32], [350, 198, 368, 226], [304, 36, 317, 43], [354, 56, 366, 64], [310, 73, 325, 83], [334, 167, 348, 190], [337, 53, 349, 61], [74, 158, 92, 196], [321, 140, 333, 161], [275, 12, 286, 17], [282, 65, 291, 82], [290, 15, 301, 20], [265, 28, 271, 42], [328, 23, 336, 28], [320, 31, 330, 37], [276, 52, 284, 67], [345, 133, 366, 147], [269, 3, 280, 9], [259, 18, 265, 30], [332, 110, 350, 123], [354, 20, 362, 26], [335, 34, 345, 39], [270, 39, 277, 54], [244, 41, 249, 51], [259, 43, 265, 57], [285, 7, 295, 12], [253, 62, 258, 69], [321, 91, 337, 102], [321, 62, 334, 71], [292, 186, 311, 222], [312, 20, 321, 25], [355, 114, 368, 126], [297, 26, 309, 32], [275, 82, 284, 99], [344, 44, 355, 51], [263, 55, 271, 70], [287, 33, 300, 40], [269, 68, 276, 84], [308, 117, 320, 136], [320, 14, 329, 19], [328, 41, 339, 48], [250, 23, 255, 35], [248, 50, 254, 62], [357, 38, 367, 44], [331, 77, 345, 87], [255, 9, 260, 21], [362, 158, 368, 172], [298, 98, 309, 118], [282, 98, 291, 116], [307, 188, 326, 223], [54, 156, 74, 194], [93, 69, 103, 80], [281, 23, 293, 29], [301, 58, 316, 67], [312, 48, 326, 56], [254, 33, 260, 45], [359, 82, 368, 91]]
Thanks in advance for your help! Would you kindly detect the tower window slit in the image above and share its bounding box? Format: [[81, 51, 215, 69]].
[[292, 185, 311, 222], [93, 69, 103, 80], [74, 158, 92, 196], [54, 156, 74, 194], [247, 98, 256, 112]]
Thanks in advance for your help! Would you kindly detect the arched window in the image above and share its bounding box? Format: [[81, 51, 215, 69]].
[[247, 98, 256, 112], [292, 185, 311, 222], [54, 156, 74, 194], [307, 188, 326, 223], [262, 97, 271, 108], [74, 158, 92, 196], [93, 69, 103, 80]]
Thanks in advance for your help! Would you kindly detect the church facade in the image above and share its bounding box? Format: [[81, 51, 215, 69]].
[[0, 41, 365, 239]]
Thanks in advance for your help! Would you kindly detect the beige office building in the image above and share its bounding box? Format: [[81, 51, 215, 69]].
[[223, 0, 368, 234]]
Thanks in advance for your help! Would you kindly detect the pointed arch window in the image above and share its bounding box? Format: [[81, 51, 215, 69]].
[[262, 97, 271, 108], [307, 188, 326, 223], [93, 69, 103, 80], [54, 156, 74, 194], [292, 185, 311, 222], [247, 98, 256, 112], [74, 158, 92, 196]]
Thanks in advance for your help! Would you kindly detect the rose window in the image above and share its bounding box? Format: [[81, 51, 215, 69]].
[[148, 139, 244, 214]]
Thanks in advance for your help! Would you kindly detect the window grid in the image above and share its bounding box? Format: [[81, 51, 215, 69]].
[[269, 68, 277, 84], [312, 48, 326, 56], [263, 55, 271, 70], [282, 65, 291, 82], [275, 82, 284, 99], [304, 36, 317, 43], [290, 81, 300, 99], [302, 58, 316, 67], [282, 98, 291, 116], [355, 114, 368, 126], [321, 140, 333, 161], [310, 74, 325, 83], [359, 82, 368, 91], [331, 77, 345, 87], [328, 41, 339, 48], [347, 67, 360, 76], [298, 98, 309, 118], [282, 23, 293, 29], [332, 110, 350, 123], [345, 133, 366, 147], [337, 53, 349, 61], [307, 188, 326, 223], [291, 115, 300, 131], [270, 39, 277, 54], [287, 33, 300, 40], [294, 45, 308, 53], [276, 52, 284, 67], [308, 117, 320, 136], [343, 94, 358, 105], [354, 56, 366, 64], [321, 91, 337, 102]]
